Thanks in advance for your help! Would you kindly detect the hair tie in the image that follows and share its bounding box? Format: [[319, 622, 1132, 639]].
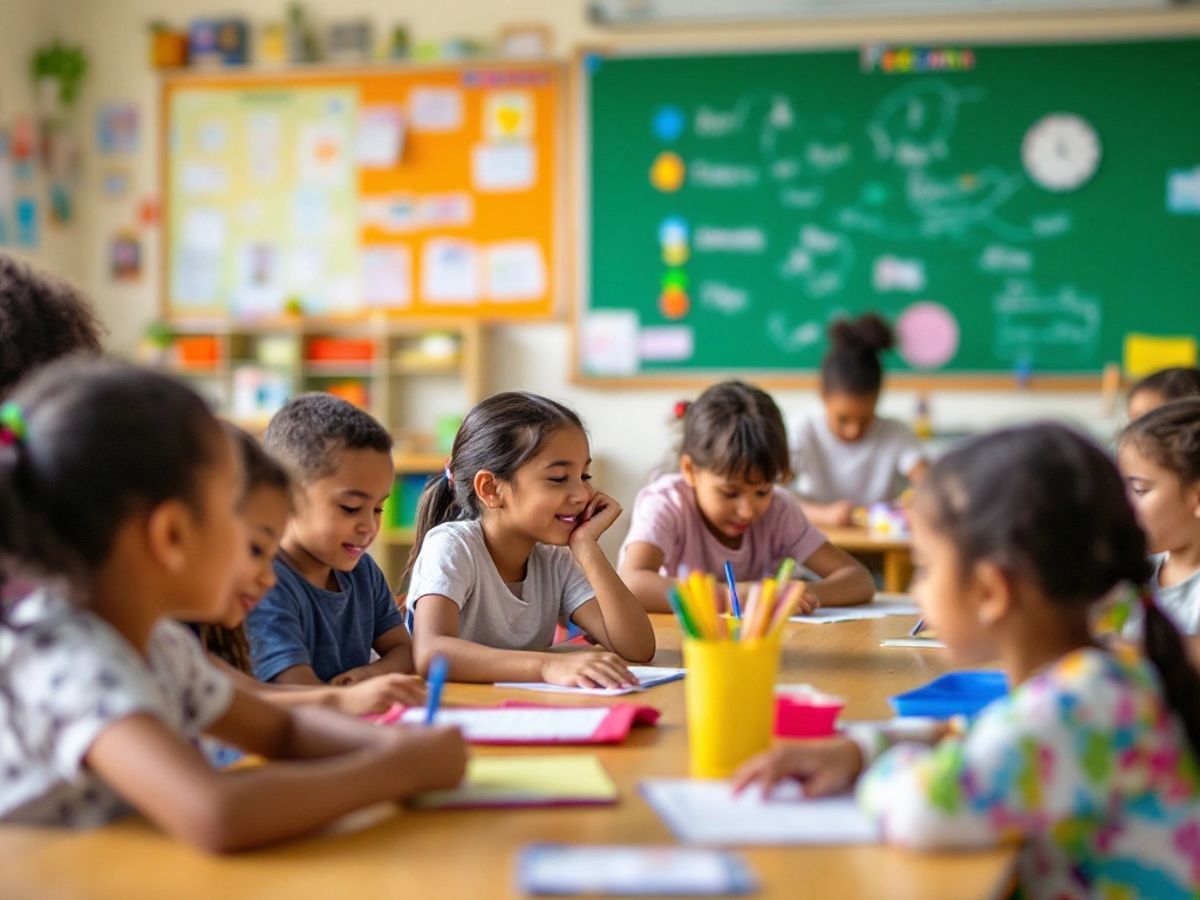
[[0, 401, 26, 447], [673, 400, 691, 420], [443, 462, 454, 485]]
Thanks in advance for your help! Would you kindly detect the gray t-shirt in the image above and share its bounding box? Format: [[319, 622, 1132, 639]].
[[407, 519, 596, 650], [791, 411, 925, 506], [1151, 553, 1200, 634], [0, 591, 233, 827]]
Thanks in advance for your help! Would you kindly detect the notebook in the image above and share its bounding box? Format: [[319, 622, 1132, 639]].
[[411, 754, 618, 810], [518, 844, 758, 896], [495, 665, 686, 696], [377, 702, 660, 744], [640, 779, 878, 846], [790, 601, 920, 624], [881, 637, 947, 649]]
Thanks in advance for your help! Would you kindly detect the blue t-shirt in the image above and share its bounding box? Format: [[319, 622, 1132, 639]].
[[246, 554, 405, 683]]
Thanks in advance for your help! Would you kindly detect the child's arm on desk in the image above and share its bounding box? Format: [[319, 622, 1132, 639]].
[[800, 542, 875, 607], [86, 686, 465, 853], [618, 541, 676, 613], [211, 656, 426, 715], [333, 626, 416, 685], [799, 498, 856, 528], [411, 593, 638, 688]]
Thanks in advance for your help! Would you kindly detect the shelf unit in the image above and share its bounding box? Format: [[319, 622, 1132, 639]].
[[151, 316, 486, 587]]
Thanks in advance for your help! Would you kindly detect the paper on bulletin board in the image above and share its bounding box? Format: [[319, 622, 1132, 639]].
[[421, 238, 480, 303], [484, 240, 544, 300], [363, 245, 413, 308], [484, 92, 534, 141], [472, 142, 535, 191], [581, 311, 639, 376], [410, 88, 463, 132], [1124, 333, 1198, 378], [357, 105, 405, 168]]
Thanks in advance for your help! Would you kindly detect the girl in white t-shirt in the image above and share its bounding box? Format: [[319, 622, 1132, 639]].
[[0, 360, 465, 849], [792, 313, 928, 527], [404, 392, 655, 688]]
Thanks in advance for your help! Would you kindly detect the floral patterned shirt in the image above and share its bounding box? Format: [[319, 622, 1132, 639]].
[[856, 648, 1200, 899]]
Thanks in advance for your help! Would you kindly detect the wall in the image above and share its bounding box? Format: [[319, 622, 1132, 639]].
[[54, 0, 1200, 552], [0, 0, 78, 274]]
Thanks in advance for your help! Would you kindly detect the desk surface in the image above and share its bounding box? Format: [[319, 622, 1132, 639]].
[[822, 525, 913, 552], [0, 615, 1015, 900]]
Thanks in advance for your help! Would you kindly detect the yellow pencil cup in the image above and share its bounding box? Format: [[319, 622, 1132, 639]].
[[683, 633, 783, 779]]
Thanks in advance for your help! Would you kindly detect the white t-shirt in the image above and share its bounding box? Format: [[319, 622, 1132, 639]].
[[407, 520, 596, 650], [0, 591, 233, 827], [1125, 553, 1200, 638], [791, 412, 925, 506]]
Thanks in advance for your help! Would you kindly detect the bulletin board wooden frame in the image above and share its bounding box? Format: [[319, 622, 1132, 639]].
[[569, 11, 1200, 391], [160, 59, 566, 322]]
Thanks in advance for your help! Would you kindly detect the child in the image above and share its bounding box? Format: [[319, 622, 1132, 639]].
[[197, 427, 426, 715], [618, 381, 874, 613], [734, 423, 1200, 899], [246, 394, 414, 686], [404, 392, 656, 687], [0, 360, 465, 849], [1118, 398, 1200, 635], [1128, 366, 1200, 422], [791, 313, 927, 527], [0, 252, 103, 401]]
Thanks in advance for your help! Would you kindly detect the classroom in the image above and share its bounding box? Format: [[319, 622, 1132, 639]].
[[1, 0, 1199, 897]]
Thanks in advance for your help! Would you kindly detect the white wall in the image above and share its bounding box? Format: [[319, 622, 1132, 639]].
[[50, 0, 1200, 550]]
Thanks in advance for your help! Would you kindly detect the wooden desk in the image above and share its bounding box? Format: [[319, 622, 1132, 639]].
[[823, 526, 914, 593], [0, 615, 1015, 900]]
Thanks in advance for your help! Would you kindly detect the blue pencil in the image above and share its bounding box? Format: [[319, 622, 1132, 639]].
[[425, 655, 449, 724], [724, 560, 741, 619]]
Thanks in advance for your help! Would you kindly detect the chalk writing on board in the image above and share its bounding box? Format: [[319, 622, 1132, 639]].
[[992, 279, 1100, 361]]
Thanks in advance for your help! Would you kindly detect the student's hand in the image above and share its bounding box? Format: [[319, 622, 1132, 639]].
[[568, 492, 622, 549], [828, 500, 855, 527], [387, 725, 468, 794], [332, 665, 376, 687], [732, 737, 863, 799], [338, 674, 427, 715], [541, 650, 639, 690], [789, 582, 820, 616]]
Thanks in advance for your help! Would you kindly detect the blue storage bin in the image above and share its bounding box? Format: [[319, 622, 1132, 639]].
[[890, 671, 1008, 719]]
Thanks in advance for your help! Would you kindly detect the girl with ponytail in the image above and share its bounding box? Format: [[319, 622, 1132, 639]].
[[735, 423, 1200, 898], [404, 392, 655, 685]]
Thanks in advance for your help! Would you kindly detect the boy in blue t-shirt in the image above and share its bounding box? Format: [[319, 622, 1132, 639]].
[[247, 394, 415, 685]]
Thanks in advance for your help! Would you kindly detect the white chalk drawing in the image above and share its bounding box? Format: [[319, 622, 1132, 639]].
[[992, 279, 1100, 361], [699, 280, 750, 314], [805, 142, 851, 174], [779, 226, 854, 298], [779, 186, 824, 209], [873, 255, 926, 292], [867, 80, 985, 169], [771, 158, 802, 181], [694, 226, 767, 253], [767, 313, 822, 353], [689, 161, 761, 189], [979, 243, 1033, 274]]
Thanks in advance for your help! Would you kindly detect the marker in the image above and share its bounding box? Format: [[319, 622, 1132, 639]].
[[425, 655, 449, 724], [775, 557, 796, 584], [668, 583, 700, 639], [724, 561, 741, 619], [909, 618, 925, 638]]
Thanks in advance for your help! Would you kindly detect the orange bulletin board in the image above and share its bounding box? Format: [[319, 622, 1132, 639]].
[[162, 61, 563, 320]]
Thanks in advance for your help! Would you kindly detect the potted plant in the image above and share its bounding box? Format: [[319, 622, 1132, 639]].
[[30, 41, 88, 123]]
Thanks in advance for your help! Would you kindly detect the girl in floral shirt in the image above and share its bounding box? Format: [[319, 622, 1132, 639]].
[[735, 423, 1200, 899]]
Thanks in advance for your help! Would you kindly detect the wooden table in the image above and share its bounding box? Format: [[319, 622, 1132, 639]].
[[0, 615, 1015, 900], [823, 526, 915, 593]]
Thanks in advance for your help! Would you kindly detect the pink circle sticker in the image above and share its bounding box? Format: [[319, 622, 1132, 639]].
[[896, 302, 959, 369]]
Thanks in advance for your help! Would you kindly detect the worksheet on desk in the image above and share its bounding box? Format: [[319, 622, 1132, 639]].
[[495, 666, 685, 696], [790, 599, 920, 624]]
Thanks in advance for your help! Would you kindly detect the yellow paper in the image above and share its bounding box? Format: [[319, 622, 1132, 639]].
[[410, 754, 617, 808], [1123, 333, 1198, 379]]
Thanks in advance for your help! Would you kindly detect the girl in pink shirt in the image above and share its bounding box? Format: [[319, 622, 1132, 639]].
[[618, 381, 874, 613]]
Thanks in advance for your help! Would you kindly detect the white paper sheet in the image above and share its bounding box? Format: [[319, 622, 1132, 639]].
[[495, 666, 685, 697], [472, 142, 535, 191], [485, 240, 545, 300], [397, 706, 609, 741], [420, 238, 480, 303], [640, 779, 878, 845], [410, 88, 463, 132], [791, 600, 920, 624]]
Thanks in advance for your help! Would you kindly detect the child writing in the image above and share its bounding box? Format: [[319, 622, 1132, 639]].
[[618, 381, 874, 614], [734, 423, 1200, 899], [1127, 366, 1200, 422], [246, 394, 416, 686], [197, 427, 426, 715], [0, 360, 465, 850], [404, 392, 656, 687], [1118, 398, 1200, 635], [791, 313, 927, 527]]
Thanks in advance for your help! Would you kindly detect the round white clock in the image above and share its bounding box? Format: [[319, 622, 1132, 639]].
[[1021, 113, 1102, 192]]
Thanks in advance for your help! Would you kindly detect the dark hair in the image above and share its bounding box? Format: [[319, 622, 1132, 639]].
[[196, 426, 292, 673], [0, 253, 104, 400], [1129, 367, 1200, 410], [263, 393, 392, 483], [680, 381, 790, 483], [0, 359, 225, 592], [402, 392, 584, 587], [919, 421, 1200, 760], [821, 312, 894, 397], [1119, 398, 1200, 485]]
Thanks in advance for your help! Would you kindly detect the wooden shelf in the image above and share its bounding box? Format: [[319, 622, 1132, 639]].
[[393, 452, 446, 474]]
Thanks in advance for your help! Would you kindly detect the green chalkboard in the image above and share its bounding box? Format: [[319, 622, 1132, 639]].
[[578, 37, 1200, 382]]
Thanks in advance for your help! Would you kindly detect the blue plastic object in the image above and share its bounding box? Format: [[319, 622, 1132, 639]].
[[890, 671, 1008, 719]]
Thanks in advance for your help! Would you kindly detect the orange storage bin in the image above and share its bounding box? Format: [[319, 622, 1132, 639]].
[[176, 336, 219, 366], [307, 338, 375, 363]]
